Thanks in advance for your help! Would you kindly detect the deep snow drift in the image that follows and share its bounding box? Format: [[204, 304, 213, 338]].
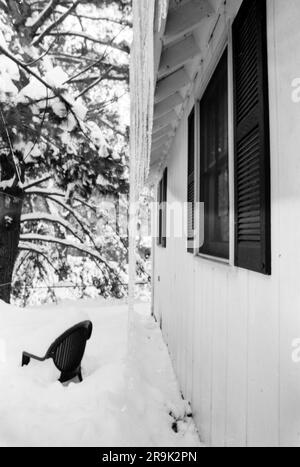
[[0, 299, 201, 447]]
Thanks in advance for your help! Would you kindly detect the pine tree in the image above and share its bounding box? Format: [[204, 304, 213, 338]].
[[0, 0, 143, 304]]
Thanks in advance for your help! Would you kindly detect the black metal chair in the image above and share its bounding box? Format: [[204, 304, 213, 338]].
[[22, 321, 93, 383]]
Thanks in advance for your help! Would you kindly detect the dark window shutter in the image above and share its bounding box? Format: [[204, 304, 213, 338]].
[[161, 168, 168, 248], [233, 0, 271, 275], [187, 108, 195, 253], [157, 169, 167, 248], [157, 181, 162, 246]]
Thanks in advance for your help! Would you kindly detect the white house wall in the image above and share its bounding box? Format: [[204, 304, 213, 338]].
[[153, 0, 300, 447]]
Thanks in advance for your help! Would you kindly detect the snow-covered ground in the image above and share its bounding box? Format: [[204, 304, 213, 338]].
[[0, 299, 201, 447]]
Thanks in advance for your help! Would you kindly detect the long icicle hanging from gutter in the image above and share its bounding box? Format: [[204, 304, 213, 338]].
[[128, 0, 156, 326], [130, 0, 155, 196]]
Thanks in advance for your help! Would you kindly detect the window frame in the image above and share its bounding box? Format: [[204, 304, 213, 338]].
[[194, 38, 234, 265], [187, 107, 196, 254], [198, 48, 230, 260], [157, 167, 168, 249]]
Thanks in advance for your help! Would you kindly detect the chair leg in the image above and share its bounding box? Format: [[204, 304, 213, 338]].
[[22, 353, 31, 366], [59, 367, 83, 383]]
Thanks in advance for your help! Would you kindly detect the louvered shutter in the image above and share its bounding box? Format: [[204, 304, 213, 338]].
[[187, 108, 195, 253], [157, 181, 162, 246], [233, 0, 271, 275], [161, 168, 168, 248]]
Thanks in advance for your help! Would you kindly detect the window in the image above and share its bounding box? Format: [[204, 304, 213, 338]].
[[199, 49, 229, 259], [157, 168, 168, 248], [187, 108, 195, 253], [233, 0, 271, 275]]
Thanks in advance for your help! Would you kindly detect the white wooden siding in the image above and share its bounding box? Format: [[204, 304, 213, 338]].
[[153, 0, 300, 447]]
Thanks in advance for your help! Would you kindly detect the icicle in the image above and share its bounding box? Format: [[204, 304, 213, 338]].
[[129, 0, 156, 326], [158, 0, 169, 31], [130, 0, 155, 196]]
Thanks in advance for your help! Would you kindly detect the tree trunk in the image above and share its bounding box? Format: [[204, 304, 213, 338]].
[[0, 188, 24, 303]]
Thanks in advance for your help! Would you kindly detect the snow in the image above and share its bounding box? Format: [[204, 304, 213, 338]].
[[88, 121, 108, 157], [51, 98, 68, 118], [17, 76, 48, 103], [0, 176, 15, 190], [0, 71, 18, 100], [0, 299, 202, 447], [0, 55, 20, 81], [45, 67, 68, 89], [15, 140, 42, 162], [69, 98, 87, 121], [59, 112, 77, 132], [96, 173, 110, 187], [16, 66, 87, 130], [18, 242, 46, 256], [0, 30, 9, 51]]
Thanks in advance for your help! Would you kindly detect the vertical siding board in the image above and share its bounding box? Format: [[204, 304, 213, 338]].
[[211, 269, 228, 447], [275, 0, 300, 446], [191, 260, 203, 437], [225, 271, 249, 446], [186, 257, 195, 403], [197, 267, 214, 444], [266, 0, 281, 446], [247, 274, 279, 446]]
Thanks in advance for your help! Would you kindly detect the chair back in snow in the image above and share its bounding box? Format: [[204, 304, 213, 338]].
[[47, 321, 93, 382], [22, 321, 93, 383]]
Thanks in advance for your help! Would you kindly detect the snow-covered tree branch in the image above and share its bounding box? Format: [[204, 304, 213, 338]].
[[0, 0, 133, 305]]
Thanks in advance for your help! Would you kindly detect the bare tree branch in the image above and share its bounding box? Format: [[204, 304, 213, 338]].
[[76, 75, 105, 99], [32, 1, 80, 46], [26, 187, 65, 197], [23, 175, 52, 190], [66, 62, 128, 84], [30, 0, 60, 37], [18, 242, 45, 256], [98, 118, 127, 138], [74, 13, 132, 28], [25, 187, 96, 212], [21, 213, 84, 243], [45, 31, 130, 54], [75, 63, 129, 97], [49, 53, 91, 64]]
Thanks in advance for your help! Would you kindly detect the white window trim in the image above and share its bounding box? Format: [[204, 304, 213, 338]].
[[227, 20, 235, 268]]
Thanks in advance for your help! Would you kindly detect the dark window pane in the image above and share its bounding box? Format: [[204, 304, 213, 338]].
[[187, 108, 195, 253], [157, 168, 167, 248], [200, 49, 229, 259]]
